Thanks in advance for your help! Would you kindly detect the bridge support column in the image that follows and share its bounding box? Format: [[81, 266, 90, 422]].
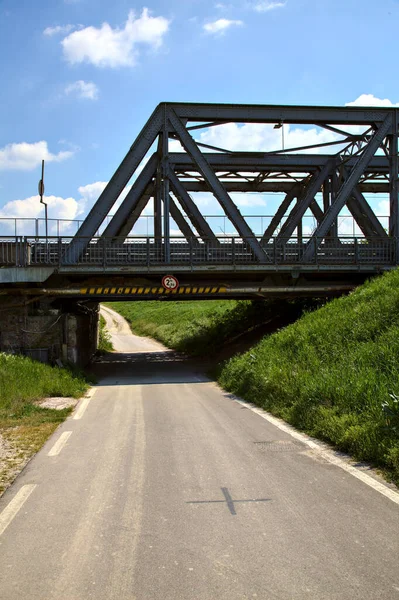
[[0, 296, 99, 367]]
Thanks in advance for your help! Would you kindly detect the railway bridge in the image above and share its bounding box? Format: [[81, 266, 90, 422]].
[[0, 102, 398, 363]]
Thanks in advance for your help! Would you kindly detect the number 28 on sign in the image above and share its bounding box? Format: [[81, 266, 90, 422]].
[[162, 275, 179, 290]]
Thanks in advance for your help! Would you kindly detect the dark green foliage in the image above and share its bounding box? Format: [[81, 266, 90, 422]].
[[98, 315, 114, 353]]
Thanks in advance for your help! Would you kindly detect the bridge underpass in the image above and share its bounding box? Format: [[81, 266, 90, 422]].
[[0, 102, 398, 363]]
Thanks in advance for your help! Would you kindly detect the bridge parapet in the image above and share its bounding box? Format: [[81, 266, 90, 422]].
[[0, 235, 395, 270]]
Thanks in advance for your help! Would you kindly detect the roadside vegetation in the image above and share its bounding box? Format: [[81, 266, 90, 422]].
[[106, 298, 315, 356], [98, 314, 114, 353], [109, 271, 399, 485], [0, 353, 89, 493], [220, 271, 399, 484]]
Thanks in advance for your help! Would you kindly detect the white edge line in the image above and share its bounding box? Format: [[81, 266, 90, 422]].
[[0, 484, 37, 536], [232, 396, 399, 506], [48, 431, 72, 457]]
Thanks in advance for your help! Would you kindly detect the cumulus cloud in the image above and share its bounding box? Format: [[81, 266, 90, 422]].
[[0, 141, 73, 171], [0, 195, 79, 221], [345, 94, 399, 107], [61, 8, 170, 68], [252, 1, 286, 12], [203, 19, 243, 34], [65, 80, 99, 100], [43, 24, 77, 36]]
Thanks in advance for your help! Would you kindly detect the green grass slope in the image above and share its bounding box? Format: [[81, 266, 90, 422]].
[[0, 353, 89, 493], [106, 300, 241, 355], [219, 271, 399, 484], [106, 299, 313, 357]]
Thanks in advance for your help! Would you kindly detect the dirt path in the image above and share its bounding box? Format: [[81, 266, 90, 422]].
[[100, 305, 168, 353]]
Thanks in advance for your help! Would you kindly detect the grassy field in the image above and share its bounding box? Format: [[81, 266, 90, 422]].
[[0, 353, 89, 493]]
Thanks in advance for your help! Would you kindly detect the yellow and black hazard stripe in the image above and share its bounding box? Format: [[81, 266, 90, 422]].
[[80, 286, 227, 296]]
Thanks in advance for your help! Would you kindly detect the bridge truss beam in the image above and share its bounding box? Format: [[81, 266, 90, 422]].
[[63, 103, 399, 265]]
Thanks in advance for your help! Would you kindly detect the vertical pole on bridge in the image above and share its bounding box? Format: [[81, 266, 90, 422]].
[[162, 106, 170, 263]]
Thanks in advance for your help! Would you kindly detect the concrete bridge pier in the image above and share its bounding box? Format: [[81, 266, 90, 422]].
[[0, 295, 99, 367]]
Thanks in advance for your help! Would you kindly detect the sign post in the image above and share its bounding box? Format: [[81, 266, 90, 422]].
[[38, 160, 47, 238]]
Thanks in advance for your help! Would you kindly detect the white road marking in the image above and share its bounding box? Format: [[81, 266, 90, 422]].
[[232, 396, 399, 506], [73, 390, 96, 420], [48, 431, 72, 456], [0, 484, 37, 536]]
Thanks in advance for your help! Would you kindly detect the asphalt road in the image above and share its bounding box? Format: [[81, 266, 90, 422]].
[[0, 307, 398, 599]]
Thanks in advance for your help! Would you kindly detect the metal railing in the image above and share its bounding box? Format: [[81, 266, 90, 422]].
[[0, 214, 390, 238], [0, 236, 396, 268]]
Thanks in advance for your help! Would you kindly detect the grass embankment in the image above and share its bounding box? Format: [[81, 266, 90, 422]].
[[98, 314, 114, 353], [0, 353, 89, 493], [220, 271, 399, 484], [106, 299, 313, 357]]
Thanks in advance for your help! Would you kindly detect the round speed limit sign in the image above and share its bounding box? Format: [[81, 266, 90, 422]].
[[162, 275, 179, 290]]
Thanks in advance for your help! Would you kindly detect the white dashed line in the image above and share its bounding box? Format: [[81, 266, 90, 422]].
[[48, 431, 72, 456], [73, 389, 96, 420], [233, 397, 399, 507], [0, 485, 37, 536]]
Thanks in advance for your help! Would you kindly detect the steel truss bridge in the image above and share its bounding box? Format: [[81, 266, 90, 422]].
[[1, 102, 398, 300]]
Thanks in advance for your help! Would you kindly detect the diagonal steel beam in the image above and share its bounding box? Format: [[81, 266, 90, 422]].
[[168, 169, 217, 242], [261, 186, 298, 244], [114, 195, 151, 239], [303, 114, 393, 261], [62, 106, 163, 263], [309, 199, 324, 223], [276, 160, 336, 241], [168, 108, 266, 262], [101, 154, 158, 238], [168, 195, 200, 244], [347, 188, 388, 239]]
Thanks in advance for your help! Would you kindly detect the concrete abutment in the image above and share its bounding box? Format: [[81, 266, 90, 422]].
[[0, 296, 99, 367]]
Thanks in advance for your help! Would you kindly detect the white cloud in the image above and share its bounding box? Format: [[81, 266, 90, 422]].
[[65, 80, 99, 100], [78, 181, 107, 209], [0, 195, 79, 221], [61, 8, 170, 68], [252, 1, 286, 12], [345, 94, 399, 107], [203, 19, 243, 34], [0, 141, 73, 171], [43, 24, 76, 36]]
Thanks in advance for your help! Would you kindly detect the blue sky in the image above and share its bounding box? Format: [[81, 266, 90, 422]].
[[0, 0, 398, 235]]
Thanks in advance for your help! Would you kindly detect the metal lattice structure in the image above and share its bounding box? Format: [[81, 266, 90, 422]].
[[61, 102, 398, 268]]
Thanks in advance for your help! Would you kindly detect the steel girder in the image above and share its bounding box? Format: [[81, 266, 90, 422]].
[[168, 109, 267, 263], [303, 115, 393, 261], [63, 103, 399, 265]]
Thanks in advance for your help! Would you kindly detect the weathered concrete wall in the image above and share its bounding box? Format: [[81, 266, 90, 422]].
[[0, 296, 99, 367]]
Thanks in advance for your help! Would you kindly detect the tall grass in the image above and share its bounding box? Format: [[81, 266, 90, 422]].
[[219, 270, 399, 484], [0, 353, 89, 426], [98, 315, 114, 353]]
